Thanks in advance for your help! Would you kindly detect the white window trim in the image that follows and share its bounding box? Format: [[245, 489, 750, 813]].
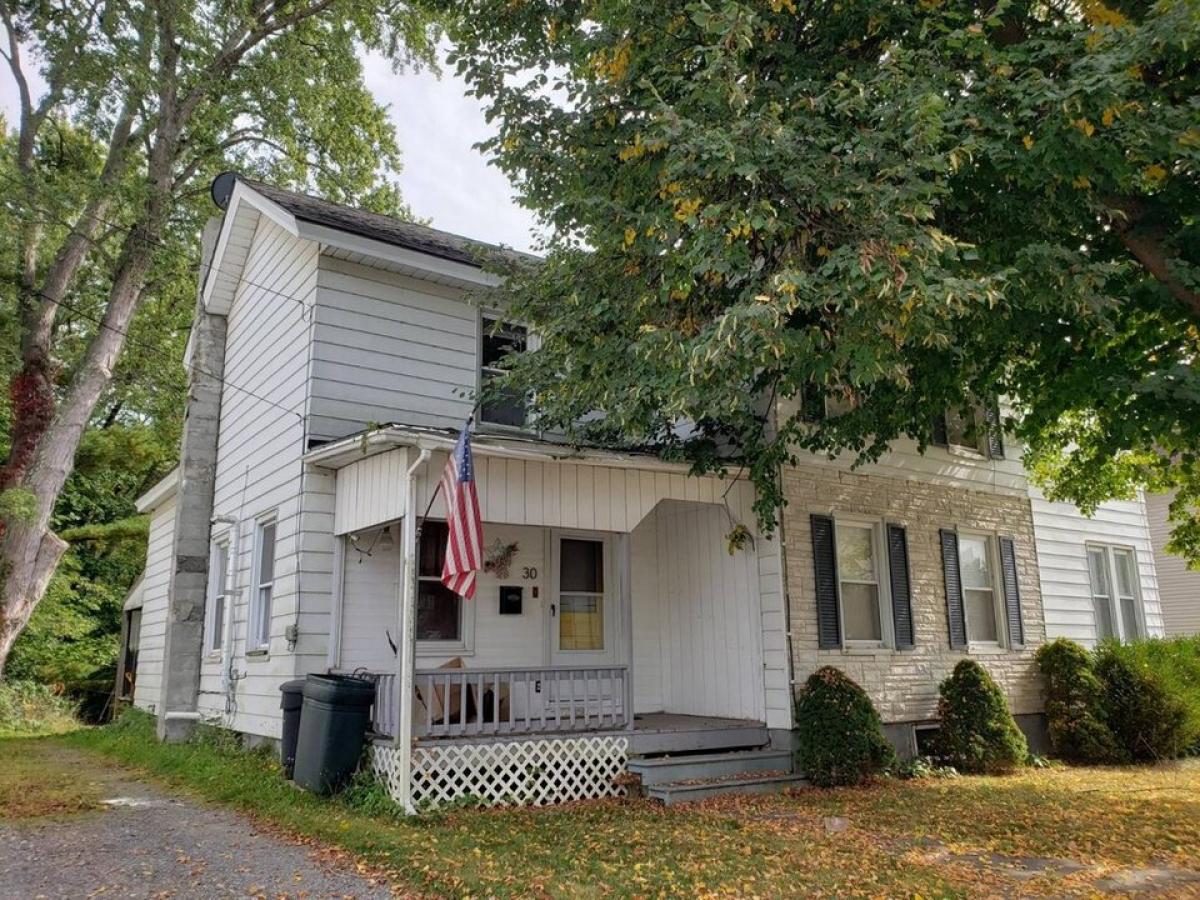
[[1085, 542, 1145, 643], [248, 514, 277, 654], [477, 312, 535, 434], [205, 534, 229, 658], [415, 519, 477, 656], [957, 529, 1007, 650], [832, 515, 894, 650]]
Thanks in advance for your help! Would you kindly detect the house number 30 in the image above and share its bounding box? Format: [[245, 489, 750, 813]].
[[522, 566, 538, 580]]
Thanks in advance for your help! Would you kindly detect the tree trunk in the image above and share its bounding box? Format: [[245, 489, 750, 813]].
[[0, 229, 158, 676]]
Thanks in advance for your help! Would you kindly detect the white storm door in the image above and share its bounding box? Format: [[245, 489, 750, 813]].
[[550, 532, 617, 667]]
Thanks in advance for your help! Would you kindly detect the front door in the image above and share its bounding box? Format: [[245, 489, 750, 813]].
[[550, 532, 617, 667]]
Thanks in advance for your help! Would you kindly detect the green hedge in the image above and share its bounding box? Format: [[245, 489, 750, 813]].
[[1036, 636, 1200, 763], [1035, 639, 1126, 764], [934, 660, 1028, 774], [794, 666, 895, 787]]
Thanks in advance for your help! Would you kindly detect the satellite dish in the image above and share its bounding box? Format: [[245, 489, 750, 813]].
[[210, 171, 238, 210]]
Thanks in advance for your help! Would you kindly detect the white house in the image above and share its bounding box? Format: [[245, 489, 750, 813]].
[[126, 176, 1167, 808]]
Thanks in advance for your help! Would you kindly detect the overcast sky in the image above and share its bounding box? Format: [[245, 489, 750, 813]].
[[0, 46, 541, 253]]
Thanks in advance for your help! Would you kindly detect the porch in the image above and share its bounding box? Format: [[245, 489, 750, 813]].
[[362, 665, 767, 754], [306, 426, 791, 807]]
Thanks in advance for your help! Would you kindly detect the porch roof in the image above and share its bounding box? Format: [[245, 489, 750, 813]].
[[311, 425, 761, 537], [303, 423, 694, 475]]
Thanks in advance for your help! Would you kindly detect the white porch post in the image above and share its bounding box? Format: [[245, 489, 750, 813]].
[[618, 532, 634, 724], [396, 448, 430, 815]]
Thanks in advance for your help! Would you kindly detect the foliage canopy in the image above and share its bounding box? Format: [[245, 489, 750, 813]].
[[446, 0, 1200, 550]]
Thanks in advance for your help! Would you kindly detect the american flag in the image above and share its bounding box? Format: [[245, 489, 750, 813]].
[[440, 423, 483, 599]]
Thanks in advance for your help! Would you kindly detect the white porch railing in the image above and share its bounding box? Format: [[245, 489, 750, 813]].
[[413, 665, 629, 739]]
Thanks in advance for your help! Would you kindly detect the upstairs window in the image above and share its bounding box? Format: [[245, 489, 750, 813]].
[[931, 403, 1004, 458], [479, 317, 528, 428]]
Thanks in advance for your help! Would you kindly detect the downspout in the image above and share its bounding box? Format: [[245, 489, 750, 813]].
[[213, 514, 240, 699], [396, 447, 431, 815]]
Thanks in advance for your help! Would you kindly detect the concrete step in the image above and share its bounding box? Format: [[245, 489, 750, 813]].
[[645, 773, 807, 805], [628, 749, 793, 786]]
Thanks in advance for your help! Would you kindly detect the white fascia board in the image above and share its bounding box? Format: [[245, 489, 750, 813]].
[[296, 221, 503, 289], [135, 466, 179, 513], [303, 425, 696, 475], [200, 182, 300, 313]]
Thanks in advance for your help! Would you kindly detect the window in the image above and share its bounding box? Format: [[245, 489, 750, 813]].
[[558, 538, 605, 651], [249, 518, 276, 651], [416, 520, 463, 642], [836, 522, 883, 643], [1087, 544, 1143, 641], [931, 403, 1004, 458], [959, 533, 1001, 644], [479, 317, 528, 428], [206, 540, 228, 654]]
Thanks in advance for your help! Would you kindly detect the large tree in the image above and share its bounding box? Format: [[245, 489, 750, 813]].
[[446, 0, 1200, 554], [0, 1, 439, 673]]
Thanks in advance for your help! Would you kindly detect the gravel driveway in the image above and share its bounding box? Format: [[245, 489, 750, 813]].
[[0, 746, 392, 899]]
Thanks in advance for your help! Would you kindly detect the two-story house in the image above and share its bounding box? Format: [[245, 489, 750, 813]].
[[125, 176, 1165, 808]]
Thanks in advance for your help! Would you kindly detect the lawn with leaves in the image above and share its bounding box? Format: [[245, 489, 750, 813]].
[[7, 713, 1195, 898]]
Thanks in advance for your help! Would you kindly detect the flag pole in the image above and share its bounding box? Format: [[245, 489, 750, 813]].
[[397, 412, 476, 815]]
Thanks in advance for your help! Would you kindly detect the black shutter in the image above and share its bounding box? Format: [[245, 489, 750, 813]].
[[984, 403, 1005, 458], [886, 523, 915, 649], [811, 514, 841, 649], [940, 528, 967, 650], [999, 536, 1024, 648], [931, 413, 949, 447]]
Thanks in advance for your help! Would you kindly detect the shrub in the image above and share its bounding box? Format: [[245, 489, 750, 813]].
[[934, 660, 1028, 774], [1035, 638, 1126, 764], [1095, 638, 1200, 761], [794, 666, 895, 787], [0, 679, 81, 736]]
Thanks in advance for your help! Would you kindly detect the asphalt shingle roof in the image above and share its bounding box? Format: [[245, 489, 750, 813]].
[[245, 179, 537, 268]]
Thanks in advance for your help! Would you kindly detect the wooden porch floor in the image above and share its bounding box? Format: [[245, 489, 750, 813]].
[[628, 713, 768, 756], [384, 713, 770, 756]]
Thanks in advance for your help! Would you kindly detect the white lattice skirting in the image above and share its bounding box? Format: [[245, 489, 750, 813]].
[[372, 735, 629, 809]]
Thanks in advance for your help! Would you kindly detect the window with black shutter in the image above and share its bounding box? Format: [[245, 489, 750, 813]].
[[887, 524, 915, 649], [810, 515, 841, 649], [999, 537, 1024, 648], [940, 528, 968, 650]]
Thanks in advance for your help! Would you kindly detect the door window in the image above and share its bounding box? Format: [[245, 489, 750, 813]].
[[559, 538, 605, 651]]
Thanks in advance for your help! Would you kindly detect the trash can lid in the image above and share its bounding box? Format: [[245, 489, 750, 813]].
[[302, 673, 376, 706], [280, 679, 307, 693]]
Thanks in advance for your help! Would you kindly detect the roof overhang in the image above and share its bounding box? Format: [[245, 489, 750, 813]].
[[200, 183, 502, 316], [136, 467, 179, 513], [303, 424, 694, 475]]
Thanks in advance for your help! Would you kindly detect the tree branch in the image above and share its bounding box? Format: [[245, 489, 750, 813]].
[[1107, 197, 1200, 319]]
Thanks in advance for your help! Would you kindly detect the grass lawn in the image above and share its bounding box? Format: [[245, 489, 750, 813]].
[[4, 713, 1198, 898]]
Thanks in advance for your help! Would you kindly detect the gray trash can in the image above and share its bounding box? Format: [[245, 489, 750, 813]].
[[279, 679, 306, 779], [292, 674, 376, 795]]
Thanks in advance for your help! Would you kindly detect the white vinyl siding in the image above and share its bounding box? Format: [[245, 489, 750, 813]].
[[132, 492, 176, 713], [199, 212, 325, 737], [1145, 491, 1200, 636], [309, 256, 478, 441], [1031, 489, 1165, 645]]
